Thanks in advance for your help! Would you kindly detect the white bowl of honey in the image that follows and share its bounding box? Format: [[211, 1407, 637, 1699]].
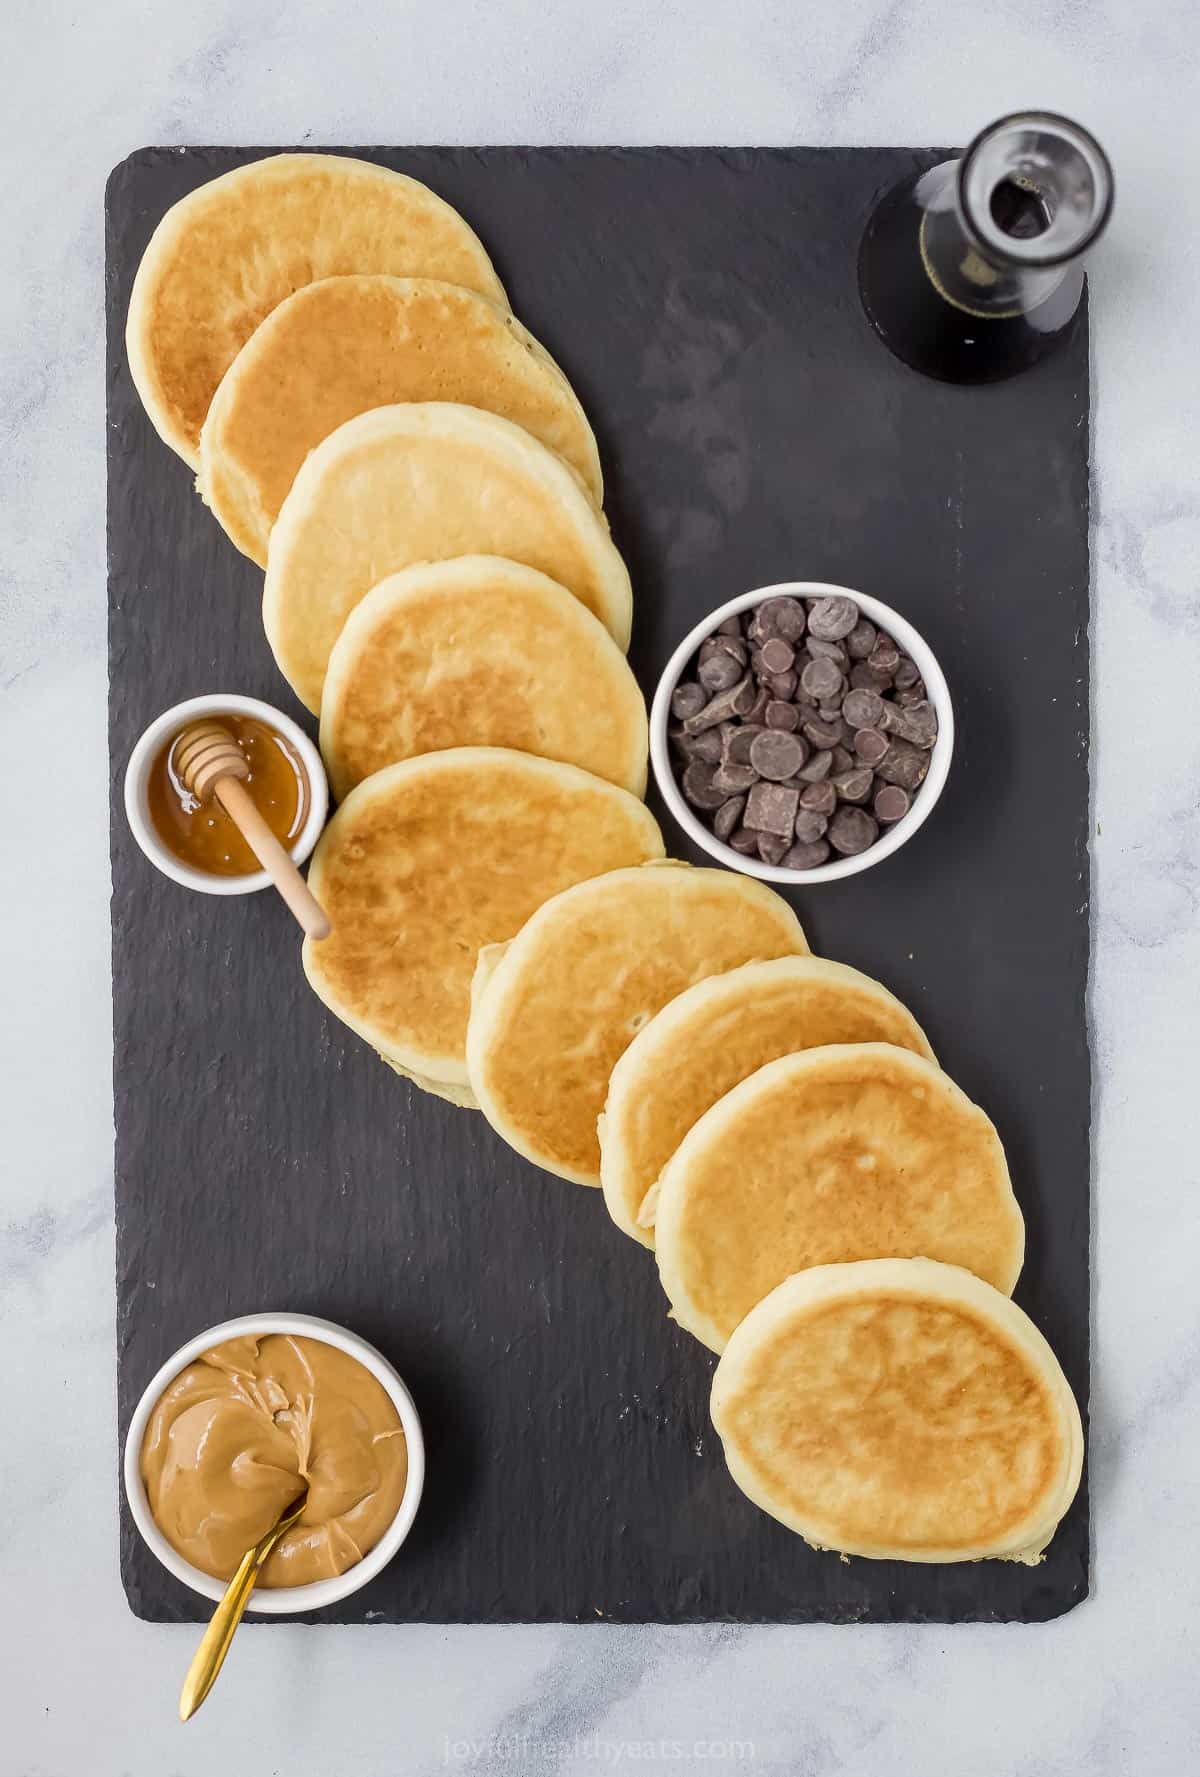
[[124, 694, 328, 895]]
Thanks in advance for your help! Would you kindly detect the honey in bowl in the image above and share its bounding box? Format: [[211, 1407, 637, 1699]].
[[148, 712, 310, 876]]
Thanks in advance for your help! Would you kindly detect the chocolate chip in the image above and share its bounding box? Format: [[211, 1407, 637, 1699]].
[[711, 761, 759, 796], [842, 687, 885, 730], [806, 594, 859, 641], [725, 724, 764, 764], [765, 699, 800, 732], [731, 679, 761, 718], [896, 685, 927, 708], [805, 637, 849, 670], [682, 761, 729, 810], [759, 637, 796, 675], [683, 677, 751, 732], [798, 748, 834, 784], [744, 780, 801, 839], [818, 705, 844, 725], [799, 779, 837, 815], [670, 724, 723, 763], [830, 744, 855, 775], [801, 717, 842, 750], [714, 795, 746, 841], [874, 737, 930, 790], [828, 806, 879, 855], [874, 784, 911, 824], [758, 596, 807, 641], [894, 656, 920, 689], [698, 651, 743, 692], [701, 634, 747, 666], [849, 662, 879, 691], [745, 686, 771, 724], [868, 636, 901, 680], [671, 681, 707, 721], [879, 698, 938, 748], [749, 730, 806, 782], [756, 832, 791, 866], [717, 614, 744, 636], [781, 839, 831, 869], [854, 727, 890, 766], [727, 827, 761, 856], [799, 656, 844, 703], [833, 767, 874, 804], [846, 619, 877, 659], [766, 670, 798, 701], [793, 809, 828, 844]]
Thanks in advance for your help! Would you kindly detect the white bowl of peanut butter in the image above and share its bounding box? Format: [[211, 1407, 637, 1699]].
[[123, 1313, 425, 1613]]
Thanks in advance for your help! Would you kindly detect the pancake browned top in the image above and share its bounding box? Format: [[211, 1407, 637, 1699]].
[[711, 1259, 1083, 1563], [320, 558, 646, 804], [654, 1043, 1024, 1353], [199, 277, 601, 563], [466, 863, 809, 1184], [126, 153, 505, 467], [302, 749, 663, 1093], [600, 955, 934, 1248]]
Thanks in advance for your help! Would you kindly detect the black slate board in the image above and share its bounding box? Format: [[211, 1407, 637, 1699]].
[[107, 146, 1091, 1623]]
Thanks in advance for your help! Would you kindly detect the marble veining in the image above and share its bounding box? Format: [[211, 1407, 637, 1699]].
[[1, 0, 1198, 1772]]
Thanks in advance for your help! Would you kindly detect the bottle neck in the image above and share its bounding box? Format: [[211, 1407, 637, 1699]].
[[916, 162, 1071, 321]]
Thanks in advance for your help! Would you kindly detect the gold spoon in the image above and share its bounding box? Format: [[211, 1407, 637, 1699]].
[[179, 1487, 310, 1722]]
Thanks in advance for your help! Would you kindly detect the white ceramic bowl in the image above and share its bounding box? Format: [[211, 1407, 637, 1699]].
[[650, 581, 954, 885], [124, 693, 329, 895], [123, 1311, 425, 1614]]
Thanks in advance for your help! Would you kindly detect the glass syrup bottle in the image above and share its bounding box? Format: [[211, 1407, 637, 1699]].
[[858, 111, 1114, 383]]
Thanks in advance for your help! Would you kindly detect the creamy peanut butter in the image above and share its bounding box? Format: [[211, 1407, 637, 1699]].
[[140, 1333, 407, 1587]]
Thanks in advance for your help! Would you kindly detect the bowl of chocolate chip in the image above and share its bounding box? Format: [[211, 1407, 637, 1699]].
[[650, 582, 953, 883]]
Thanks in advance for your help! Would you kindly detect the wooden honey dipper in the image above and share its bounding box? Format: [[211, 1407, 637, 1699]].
[[174, 719, 331, 940]]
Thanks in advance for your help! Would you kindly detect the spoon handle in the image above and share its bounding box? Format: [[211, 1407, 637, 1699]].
[[179, 1497, 304, 1722]]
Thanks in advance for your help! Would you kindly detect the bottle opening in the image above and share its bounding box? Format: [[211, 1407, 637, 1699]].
[[989, 177, 1052, 242], [960, 111, 1113, 268]]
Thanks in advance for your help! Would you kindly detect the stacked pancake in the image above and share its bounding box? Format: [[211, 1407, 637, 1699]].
[[128, 153, 652, 1095], [127, 154, 1082, 1569]]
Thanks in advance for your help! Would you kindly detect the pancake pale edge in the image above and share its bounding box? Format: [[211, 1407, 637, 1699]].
[[710, 1258, 1084, 1564], [125, 153, 506, 468], [319, 557, 647, 804], [599, 954, 936, 1248], [653, 1042, 1024, 1354], [198, 276, 603, 563], [465, 863, 809, 1186], [302, 749, 664, 1092], [264, 403, 633, 714]]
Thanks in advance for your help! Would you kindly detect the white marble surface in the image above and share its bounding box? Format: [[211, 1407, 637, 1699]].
[[2, 2, 1198, 1771]]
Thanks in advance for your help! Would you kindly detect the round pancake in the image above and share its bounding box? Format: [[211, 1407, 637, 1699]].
[[711, 1258, 1083, 1563], [302, 749, 664, 1095], [199, 277, 603, 564], [466, 864, 809, 1185], [126, 154, 505, 467], [600, 956, 935, 1249], [320, 557, 648, 804], [654, 1043, 1023, 1353], [265, 404, 633, 713]]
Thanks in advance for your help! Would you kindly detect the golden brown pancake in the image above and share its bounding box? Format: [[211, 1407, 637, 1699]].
[[198, 277, 602, 563], [653, 1043, 1023, 1353], [302, 749, 663, 1097], [711, 1258, 1083, 1563], [126, 153, 505, 467], [600, 956, 935, 1248], [264, 404, 633, 713], [466, 863, 809, 1184], [320, 557, 647, 804]]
